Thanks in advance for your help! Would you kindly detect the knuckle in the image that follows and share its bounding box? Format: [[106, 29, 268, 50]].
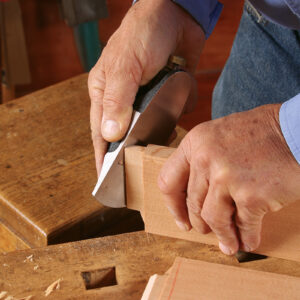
[[235, 189, 258, 211], [201, 209, 219, 228], [186, 198, 202, 215], [157, 172, 172, 195], [102, 92, 122, 109], [211, 167, 229, 186], [201, 210, 232, 233]]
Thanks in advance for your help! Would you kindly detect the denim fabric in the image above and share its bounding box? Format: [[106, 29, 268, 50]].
[[212, 2, 300, 119]]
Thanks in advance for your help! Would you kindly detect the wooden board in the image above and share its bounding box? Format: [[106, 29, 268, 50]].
[[124, 145, 300, 262], [0, 74, 140, 250], [152, 257, 300, 299], [1, 231, 300, 299], [125, 127, 187, 216]]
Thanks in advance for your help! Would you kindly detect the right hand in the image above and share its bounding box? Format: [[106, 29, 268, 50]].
[[88, 0, 205, 175]]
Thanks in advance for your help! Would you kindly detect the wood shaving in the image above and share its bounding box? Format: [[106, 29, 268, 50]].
[[0, 292, 8, 299], [33, 265, 39, 270], [45, 278, 62, 296], [4, 296, 15, 300], [23, 255, 33, 263], [18, 296, 32, 300]]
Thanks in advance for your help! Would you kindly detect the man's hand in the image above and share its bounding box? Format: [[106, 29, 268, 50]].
[[158, 104, 300, 255], [88, 0, 205, 175]]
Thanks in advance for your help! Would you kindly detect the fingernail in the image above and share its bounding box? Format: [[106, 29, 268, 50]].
[[102, 120, 120, 139], [175, 220, 189, 231], [219, 242, 233, 256]]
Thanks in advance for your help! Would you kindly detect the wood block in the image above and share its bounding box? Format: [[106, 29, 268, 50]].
[[125, 127, 187, 215], [0, 74, 138, 251], [158, 257, 300, 299], [125, 146, 145, 215], [141, 274, 168, 300], [124, 145, 300, 262]]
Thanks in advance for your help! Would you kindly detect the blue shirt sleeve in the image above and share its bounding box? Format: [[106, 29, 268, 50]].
[[279, 93, 300, 164], [132, 0, 223, 39], [172, 0, 223, 38]]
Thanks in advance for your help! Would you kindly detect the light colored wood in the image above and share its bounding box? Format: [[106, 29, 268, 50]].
[[158, 257, 300, 300], [141, 274, 167, 300], [125, 146, 145, 215], [125, 127, 187, 214], [124, 144, 300, 262], [0, 232, 237, 299], [0, 223, 29, 253], [0, 74, 137, 250]]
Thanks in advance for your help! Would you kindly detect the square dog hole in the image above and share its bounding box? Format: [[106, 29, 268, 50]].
[[81, 267, 117, 290]]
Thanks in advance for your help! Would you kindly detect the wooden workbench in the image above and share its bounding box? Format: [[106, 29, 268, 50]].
[[0, 74, 142, 253], [1, 231, 299, 299]]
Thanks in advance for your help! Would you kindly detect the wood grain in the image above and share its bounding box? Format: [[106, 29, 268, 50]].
[[0, 74, 136, 250], [0, 232, 237, 299], [123, 145, 300, 262], [0, 223, 29, 253], [125, 146, 145, 215], [159, 257, 300, 300]]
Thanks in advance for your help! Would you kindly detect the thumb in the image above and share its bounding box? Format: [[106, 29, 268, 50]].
[[101, 66, 141, 142]]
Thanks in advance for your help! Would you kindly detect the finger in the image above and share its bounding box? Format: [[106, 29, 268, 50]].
[[186, 164, 211, 234], [101, 57, 141, 142], [158, 146, 192, 231], [201, 185, 239, 255], [88, 66, 107, 176], [235, 201, 266, 252]]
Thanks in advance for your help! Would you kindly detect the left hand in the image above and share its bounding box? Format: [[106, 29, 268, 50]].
[[158, 104, 300, 255]]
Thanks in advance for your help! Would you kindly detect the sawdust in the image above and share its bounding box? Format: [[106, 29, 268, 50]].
[[0, 291, 8, 299], [45, 278, 62, 296], [33, 265, 39, 270], [23, 255, 33, 263], [0, 293, 32, 300]]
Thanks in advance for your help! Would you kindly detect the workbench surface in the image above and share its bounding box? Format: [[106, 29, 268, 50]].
[[1, 231, 299, 299], [0, 74, 140, 252]]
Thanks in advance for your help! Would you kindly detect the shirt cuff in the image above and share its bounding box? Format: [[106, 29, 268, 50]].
[[172, 0, 223, 38], [279, 93, 300, 164], [132, 0, 223, 39]]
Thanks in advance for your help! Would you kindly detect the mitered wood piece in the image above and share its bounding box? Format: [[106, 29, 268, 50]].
[[124, 145, 300, 262], [0, 74, 139, 250], [0, 232, 237, 299], [158, 257, 300, 299]]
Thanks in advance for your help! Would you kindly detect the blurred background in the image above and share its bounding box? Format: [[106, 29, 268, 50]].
[[1, 0, 243, 128]]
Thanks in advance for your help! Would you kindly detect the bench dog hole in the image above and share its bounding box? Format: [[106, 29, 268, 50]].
[[81, 267, 117, 290]]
